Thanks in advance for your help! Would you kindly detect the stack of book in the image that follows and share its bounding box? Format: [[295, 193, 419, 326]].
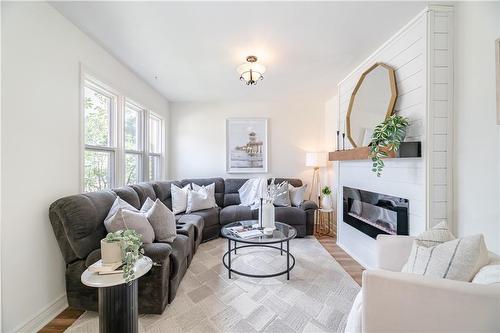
[[88, 260, 123, 275], [226, 225, 263, 239]]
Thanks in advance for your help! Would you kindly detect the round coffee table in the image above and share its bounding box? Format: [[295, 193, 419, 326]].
[[221, 220, 297, 280]]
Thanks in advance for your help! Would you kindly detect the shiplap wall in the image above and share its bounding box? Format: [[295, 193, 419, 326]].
[[335, 6, 453, 268]]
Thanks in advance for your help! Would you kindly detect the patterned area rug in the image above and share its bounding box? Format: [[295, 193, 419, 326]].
[[67, 237, 359, 333]]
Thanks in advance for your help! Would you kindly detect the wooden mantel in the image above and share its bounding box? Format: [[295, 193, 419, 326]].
[[329, 142, 421, 161]]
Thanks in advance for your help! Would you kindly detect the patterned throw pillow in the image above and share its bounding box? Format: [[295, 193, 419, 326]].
[[402, 234, 489, 281], [270, 181, 291, 207], [416, 221, 455, 247]]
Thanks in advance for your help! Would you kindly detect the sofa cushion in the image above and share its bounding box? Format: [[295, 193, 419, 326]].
[[223, 178, 248, 206], [220, 205, 253, 226], [182, 207, 220, 227], [131, 183, 157, 206], [49, 191, 116, 261], [85, 248, 102, 267], [168, 235, 191, 280], [142, 242, 173, 264], [274, 207, 306, 226], [112, 186, 141, 209], [182, 178, 225, 207]]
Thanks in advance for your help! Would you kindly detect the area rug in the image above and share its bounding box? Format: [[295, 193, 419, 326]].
[[67, 237, 360, 333]]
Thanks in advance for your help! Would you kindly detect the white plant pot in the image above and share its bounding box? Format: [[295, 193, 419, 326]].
[[101, 239, 122, 264], [321, 195, 332, 210]]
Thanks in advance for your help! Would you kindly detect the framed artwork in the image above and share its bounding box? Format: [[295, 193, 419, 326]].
[[226, 118, 268, 173], [496, 38, 500, 125]]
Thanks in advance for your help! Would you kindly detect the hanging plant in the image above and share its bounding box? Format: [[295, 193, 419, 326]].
[[369, 114, 409, 177], [105, 229, 144, 284]]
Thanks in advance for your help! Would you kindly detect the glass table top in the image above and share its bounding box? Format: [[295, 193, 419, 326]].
[[221, 220, 297, 244]]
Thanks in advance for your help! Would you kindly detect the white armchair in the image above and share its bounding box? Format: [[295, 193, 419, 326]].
[[360, 235, 500, 333]]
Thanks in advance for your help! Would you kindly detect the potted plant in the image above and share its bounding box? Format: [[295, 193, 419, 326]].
[[369, 114, 409, 177], [321, 186, 333, 209], [105, 229, 144, 283]]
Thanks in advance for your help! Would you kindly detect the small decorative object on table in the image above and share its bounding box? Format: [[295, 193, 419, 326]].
[[82, 230, 147, 333], [336, 130, 340, 151], [369, 114, 409, 177], [320, 185, 333, 210]]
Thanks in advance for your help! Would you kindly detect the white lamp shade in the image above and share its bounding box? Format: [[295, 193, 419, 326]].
[[305, 152, 327, 167]]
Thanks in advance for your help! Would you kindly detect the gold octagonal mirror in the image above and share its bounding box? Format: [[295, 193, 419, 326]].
[[346, 63, 398, 148]]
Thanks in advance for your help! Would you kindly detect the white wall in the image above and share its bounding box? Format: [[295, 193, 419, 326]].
[[170, 100, 324, 187], [324, 95, 339, 205], [1, 2, 169, 332], [454, 2, 500, 253]]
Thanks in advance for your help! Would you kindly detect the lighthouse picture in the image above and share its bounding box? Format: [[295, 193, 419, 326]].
[[226, 118, 268, 173]]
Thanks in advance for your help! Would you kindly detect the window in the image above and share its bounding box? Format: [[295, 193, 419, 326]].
[[148, 114, 162, 181], [82, 76, 163, 191], [83, 82, 117, 192], [124, 102, 143, 185]]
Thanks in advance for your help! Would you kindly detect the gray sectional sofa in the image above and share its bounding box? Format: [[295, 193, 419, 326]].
[[49, 177, 317, 314]]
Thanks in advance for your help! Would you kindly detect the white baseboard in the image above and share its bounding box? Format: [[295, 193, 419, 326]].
[[336, 240, 373, 270], [15, 294, 67, 333]]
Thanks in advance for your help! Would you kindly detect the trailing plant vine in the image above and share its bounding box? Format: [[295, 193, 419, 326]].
[[105, 229, 144, 284], [369, 114, 409, 177]]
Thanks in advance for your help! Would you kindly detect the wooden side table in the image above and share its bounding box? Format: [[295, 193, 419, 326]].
[[315, 209, 336, 237], [81, 256, 152, 333]]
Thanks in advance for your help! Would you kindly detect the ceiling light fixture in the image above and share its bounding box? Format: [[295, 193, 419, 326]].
[[237, 55, 266, 85]]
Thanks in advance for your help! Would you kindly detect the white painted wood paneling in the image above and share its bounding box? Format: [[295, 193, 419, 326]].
[[335, 6, 453, 268]]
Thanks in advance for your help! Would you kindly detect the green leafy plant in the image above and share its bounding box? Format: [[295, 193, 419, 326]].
[[321, 186, 332, 196], [105, 229, 144, 284], [369, 114, 409, 177]]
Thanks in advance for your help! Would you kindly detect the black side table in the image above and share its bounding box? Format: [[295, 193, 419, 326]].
[[81, 257, 152, 333]]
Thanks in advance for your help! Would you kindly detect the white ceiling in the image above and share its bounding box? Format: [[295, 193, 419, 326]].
[[52, 1, 427, 103]]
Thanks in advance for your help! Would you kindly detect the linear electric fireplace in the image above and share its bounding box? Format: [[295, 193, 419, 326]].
[[343, 186, 409, 239]]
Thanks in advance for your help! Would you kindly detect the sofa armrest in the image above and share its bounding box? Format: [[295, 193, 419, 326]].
[[376, 234, 415, 271], [363, 269, 500, 333], [299, 200, 318, 211], [143, 243, 172, 264]]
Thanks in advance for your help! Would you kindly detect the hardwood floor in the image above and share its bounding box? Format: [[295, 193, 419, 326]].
[[38, 307, 84, 333], [39, 234, 364, 332], [315, 233, 365, 286]]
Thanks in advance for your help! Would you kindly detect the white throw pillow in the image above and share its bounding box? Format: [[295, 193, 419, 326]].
[[192, 183, 218, 208], [171, 184, 191, 214], [472, 264, 500, 285], [402, 234, 489, 281], [140, 198, 176, 243], [104, 197, 154, 244], [186, 186, 214, 213], [288, 184, 307, 207], [416, 221, 455, 247], [345, 290, 363, 333]]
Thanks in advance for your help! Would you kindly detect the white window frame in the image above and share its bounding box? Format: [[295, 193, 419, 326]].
[[80, 69, 164, 191]]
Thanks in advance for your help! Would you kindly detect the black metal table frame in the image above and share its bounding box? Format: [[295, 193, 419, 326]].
[[222, 237, 296, 280]]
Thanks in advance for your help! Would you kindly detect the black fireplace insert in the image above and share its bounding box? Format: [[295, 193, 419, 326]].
[[343, 186, 409, 239]]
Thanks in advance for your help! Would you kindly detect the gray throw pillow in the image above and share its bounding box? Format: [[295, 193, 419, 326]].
[[270, 181, 291, 207], [104, 197, 154, 244], [141, 198, 176, 243], [289, 184, 307, 207]]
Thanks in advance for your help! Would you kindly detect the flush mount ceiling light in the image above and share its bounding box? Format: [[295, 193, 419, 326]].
[[237, 55, 266, 85]]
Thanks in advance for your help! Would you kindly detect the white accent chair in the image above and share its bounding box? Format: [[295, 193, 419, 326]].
[[361, 235, 500, 333]]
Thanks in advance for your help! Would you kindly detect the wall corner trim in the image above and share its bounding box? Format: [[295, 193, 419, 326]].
[[14, 294, 67, 333]]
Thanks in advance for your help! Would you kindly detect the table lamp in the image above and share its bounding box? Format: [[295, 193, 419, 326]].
[[305, 152, 327, 204]]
